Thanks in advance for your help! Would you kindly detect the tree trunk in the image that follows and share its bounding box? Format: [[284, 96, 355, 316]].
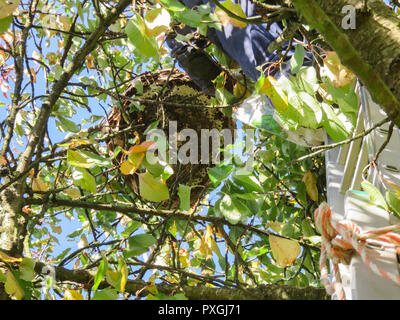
[[0, 182, 27, 299]]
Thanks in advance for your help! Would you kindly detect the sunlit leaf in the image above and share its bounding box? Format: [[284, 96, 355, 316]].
[[123, 141, 156, 154], [361, 180, 388, 210], [214, 0, 247, 28], [65, 188, 81, 199], [125, 15, 159, 59], [323, 51, 355, 88], [260, 76, 288, 113], [32, 178, 49, 193], [290, 45, 306, 74], [92, 258, 107, 291], [138, 171, 169, 202], [0, 0, 19, 20], [120, 153, 144, 176], [63, 289, 83, 300], [385, 190, 400, 219], [269, 235, 300, 267], [217, 194, 242, 224], [119, 258, 128, 293], [67, 149, 94, 168], [70, 167, 97, 193]]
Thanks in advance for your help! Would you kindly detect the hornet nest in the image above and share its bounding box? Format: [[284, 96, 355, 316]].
[[105, 69, 236, 208]]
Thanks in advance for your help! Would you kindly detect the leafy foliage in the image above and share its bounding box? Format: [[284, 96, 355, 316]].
[[0, 0, 393, 301]]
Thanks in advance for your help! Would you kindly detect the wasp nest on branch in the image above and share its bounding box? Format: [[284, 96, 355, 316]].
[[105, 69, 236, 208]]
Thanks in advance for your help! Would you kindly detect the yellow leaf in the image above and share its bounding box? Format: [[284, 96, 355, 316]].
[[0, 0, 19, 20], [260, 76, 288, 113], [50, 224, 62, 235], [65, 188, 81, 199], [32, 177, 49, 193], [267, 221, 286, 234], [57, 138, 93, 147], [269, 235, 300, 267], [323, 51, 355, 88], [0, 250, 22, 263], [0, 155, 7, 165], [120, 261, 128, 293], [63, 289, 84, 300], [123, 141, 156, 154], [214, 0, 247, 28], [106, 270, 119, 282], [120, 151, 144, 175], [5, 271, 24, 300], [46, 52, 57, 65], [147, 273, 158, 295], [199, 226, 213, 260], [210, 237, 223, 259], [302, 171, 318, 202], [233, 82, 251, 99], [178, 249, 190, 268]]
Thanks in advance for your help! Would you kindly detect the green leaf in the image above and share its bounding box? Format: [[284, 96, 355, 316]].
[[385, 190, 400, 219], [177, 184, 191, 211], [361, 181, 388, 210], [129, 234, 157, 248], [56, 116, 80, 133], [124, 234, 157, 257], [301, 217, 315, 237], [232, 171, 264, 193], [79, 150, 112, 168], [92, 258, 107, 291], [324, 79, 358, 125], [208, 165, 233, 185], [255, 149, 276, 163], [19, 258, 36, 282], [70, 167, 97, 193], [121, 221, 142, 237], [92, 288, 118, 300], [159, 0, 186, 12], [125, 16, 159, 60], [0, 15, 12, 34], [290, 45, 306, 74], [175, 9, 202, 27], [321, 102, 349, 142], [217, 194, 242, 224], [141, 157, 165, 177], [298, 92, 322, 129], [138, 171, 170, 202], [67, 149, 95, 168]]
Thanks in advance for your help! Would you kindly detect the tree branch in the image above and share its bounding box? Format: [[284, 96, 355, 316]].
[[33, 261, 330, 299]]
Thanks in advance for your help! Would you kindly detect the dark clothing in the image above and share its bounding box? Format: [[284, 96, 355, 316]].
[[166, 0, 310, 91]]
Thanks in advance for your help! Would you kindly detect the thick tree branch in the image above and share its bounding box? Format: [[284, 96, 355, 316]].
[[33, 261, 329, 300]]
